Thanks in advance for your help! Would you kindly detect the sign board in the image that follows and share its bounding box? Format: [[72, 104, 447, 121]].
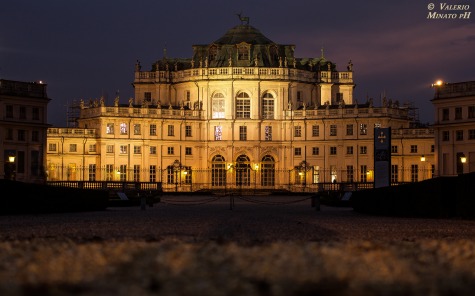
[[374, 127, 391, 188]]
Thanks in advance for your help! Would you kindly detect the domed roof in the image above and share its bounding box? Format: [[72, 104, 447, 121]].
[[213, 25, 274, 45]]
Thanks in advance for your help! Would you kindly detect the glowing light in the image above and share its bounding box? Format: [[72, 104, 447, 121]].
[[420, 155, 426, 162]]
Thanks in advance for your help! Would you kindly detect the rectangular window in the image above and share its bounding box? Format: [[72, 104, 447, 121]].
[[330, 124, 337, 136], [360, 146, 367, 154], [346, 124, 353, 136], [48, 143, 57, 152], [134, 165, 140, 182], [456, 130, 463, 141], [455, 107, 462, 120], [391, 165, 399, 183], [106, 145, 114, 153], [410, 145, 418, 153], [312, 125, 320, 137], [360, 124, 367, 135], [149, 165, 157, 182], [214, 126, 222, 140], [312, 147, 319, 155], [239, 126, 247, 141], [32, 131, 39, 142], [168, 125, 174, 136], [32, 107, 40, 120], [150, 124, 157, 136], [106, 123, 114, 134], [144, 92, 152, 102], [88, 164, 96, 181], [134, 146, 141, 154], [120, 145, 127, 154], [297, 91, 302, 102], [120, 123, 127, 135], [294, 126, 302, 137], [346, 146, 353, 155], [18, 130, 26, 141], [294, 147, 302, 156], [150, 146, 157, 155], [469, 106, 475, 119], [442, 108, 449, 121], [168, 147, 174, 155], [106, 164, 114, 181], [19, 106, 26, 119], [330, 146, 337, 155], [442, 131, 450, 141], [119, 165, 127, 181], [88, 144, 96, 153], [185, 147, 192, 155], [391, 145, 398, 153], [265, 126, 272, 141], [431, 145, 435, 152], [6, 129, 13, 140], [360, 165, 367, 182], [411, 164, 419, 182], [6, 105, 13, 118], [346, 165, 354, 182], [134, 124, 141, 135], [469, 129, 475, 140], [185, 125, 192, 137], [70, 144, 77, 152]]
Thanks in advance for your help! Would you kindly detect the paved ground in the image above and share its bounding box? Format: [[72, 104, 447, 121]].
[[1, 194, 475, 295]]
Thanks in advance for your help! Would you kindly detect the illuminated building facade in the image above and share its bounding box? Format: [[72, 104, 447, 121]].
[[432, 80, 475, 176], [46, 22, 435, 191], [0, 79, 50, 182]]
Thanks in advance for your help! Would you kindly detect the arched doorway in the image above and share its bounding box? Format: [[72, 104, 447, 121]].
[[236, 155, 250, 187], [261, 155, 275, 187], [211, 155, 226, 186]]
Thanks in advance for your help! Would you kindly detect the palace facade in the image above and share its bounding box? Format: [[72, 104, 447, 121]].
[[45, 22, 435, 191]]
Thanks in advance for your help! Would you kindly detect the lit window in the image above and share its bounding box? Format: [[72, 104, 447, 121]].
[[215, 126, 222, 140], [120, 145, 127, 154], [212, 93, 225, 119], [106, 123, 114, 134], [120, 123, 127, 135], [265, 126, 272, 141]]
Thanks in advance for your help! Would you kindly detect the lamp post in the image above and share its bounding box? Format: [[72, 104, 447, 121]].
[[420, 155, 426, 180], [7, 155, 16, 180], [253, 163, 259, 193], [172, 159, 181, 192]]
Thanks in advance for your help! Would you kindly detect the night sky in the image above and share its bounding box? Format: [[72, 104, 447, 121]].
[[1, 0, 474, 126]]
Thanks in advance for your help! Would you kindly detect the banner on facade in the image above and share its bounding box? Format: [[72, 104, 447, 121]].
[[374, 127, 391, 188]]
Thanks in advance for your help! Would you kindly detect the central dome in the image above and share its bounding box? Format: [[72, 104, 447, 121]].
[[213, 25, 274, 45]]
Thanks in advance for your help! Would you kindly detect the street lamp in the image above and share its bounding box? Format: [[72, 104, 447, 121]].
[[253, 163, 259, 193], [420, 155, 426, 180], [172, 159, 181, 192], [7, 155, 16, 180]]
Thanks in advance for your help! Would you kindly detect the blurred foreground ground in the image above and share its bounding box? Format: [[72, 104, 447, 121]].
[[1, 194, 475, 296]]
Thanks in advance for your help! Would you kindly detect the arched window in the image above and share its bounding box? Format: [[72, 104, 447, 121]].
[[212, 92, 225, 119], [236, 155, 251, 186], [212, 155, 226, 186], [236, 92, 250, 118], [262, 92, 274, 119], [261, 155, 275, 186]]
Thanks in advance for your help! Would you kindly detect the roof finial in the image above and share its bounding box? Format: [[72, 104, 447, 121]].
[[236, 12, 250, 25], [321, 46, 325, 59]]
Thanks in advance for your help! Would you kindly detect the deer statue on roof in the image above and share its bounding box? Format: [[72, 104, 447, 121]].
[[236, 13, 249, 25]]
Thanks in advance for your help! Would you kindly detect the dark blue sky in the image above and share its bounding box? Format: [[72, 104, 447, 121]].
[[1, 0, 474, 126]]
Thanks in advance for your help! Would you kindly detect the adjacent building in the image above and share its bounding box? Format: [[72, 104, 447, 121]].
[[45, 22, 435, 191], [432, 80, 475, 176], [0, 79, 50, 183]]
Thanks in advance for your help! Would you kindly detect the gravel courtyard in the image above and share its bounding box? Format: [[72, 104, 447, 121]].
[[1, 194, 475, 296]]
